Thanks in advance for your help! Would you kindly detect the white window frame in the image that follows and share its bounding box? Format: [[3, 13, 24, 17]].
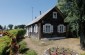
[[30, 26, 32, 32], [53, 12, 57, 19], [57, 24, 66, 33], [34, 24, 38, 33], [28, 27, 31, 32], [43, 24, 53, 33]]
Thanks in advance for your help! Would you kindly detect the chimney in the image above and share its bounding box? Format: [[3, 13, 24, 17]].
[[40, 11, 41, 15], [35, 17, 36, 19]]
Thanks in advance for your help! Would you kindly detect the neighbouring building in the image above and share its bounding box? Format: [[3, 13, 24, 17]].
[[25, 6, 68, 39]]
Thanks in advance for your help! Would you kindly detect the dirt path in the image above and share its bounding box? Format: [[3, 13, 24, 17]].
[[23, 38, 85, 55]]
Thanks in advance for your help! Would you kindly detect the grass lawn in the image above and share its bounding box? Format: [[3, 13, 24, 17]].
[[24, 38, 85, 55]]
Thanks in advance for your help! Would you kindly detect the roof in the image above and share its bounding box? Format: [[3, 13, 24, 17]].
[[27, 6, 55, 26], [27, 6, 65, 26]]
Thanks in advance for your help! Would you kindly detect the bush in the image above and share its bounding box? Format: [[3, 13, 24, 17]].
[[16, 29, 26, 39], [19, 41, 27, 53], [8, 29, 19, 37], [0, 36, 11, 55], [9, 29, 26, 41], [24, 50, 37, 55]]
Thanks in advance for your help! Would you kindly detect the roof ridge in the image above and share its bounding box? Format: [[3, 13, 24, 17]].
[[27, 6, 55, 26]]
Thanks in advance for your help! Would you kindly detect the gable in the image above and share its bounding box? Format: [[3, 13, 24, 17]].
[[27, 6, 65, 26], [41, 8, 64, 21]]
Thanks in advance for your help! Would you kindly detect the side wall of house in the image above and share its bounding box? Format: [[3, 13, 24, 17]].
[[26, 23, 40, 39]]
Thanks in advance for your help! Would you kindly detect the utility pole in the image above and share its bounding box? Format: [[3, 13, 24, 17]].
[[32, 7, 34, 20]]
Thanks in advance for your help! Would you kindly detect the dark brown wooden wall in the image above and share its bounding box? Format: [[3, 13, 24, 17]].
[[40, 8, 67, 38]]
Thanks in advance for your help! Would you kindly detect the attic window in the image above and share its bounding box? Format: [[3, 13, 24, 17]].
[[53, 12, 57, 19]]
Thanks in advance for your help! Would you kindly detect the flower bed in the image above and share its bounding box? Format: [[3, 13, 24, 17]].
[[43, 47, 79, 55]]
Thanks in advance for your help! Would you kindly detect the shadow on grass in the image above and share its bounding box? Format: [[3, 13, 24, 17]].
[[20, 48, 29, 54]]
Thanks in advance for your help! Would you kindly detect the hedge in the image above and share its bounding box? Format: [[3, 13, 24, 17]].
[[9, 29, 26, 39], [0, 36, 11, 55]]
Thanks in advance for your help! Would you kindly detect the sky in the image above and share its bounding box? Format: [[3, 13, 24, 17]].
[[0, 0, 58, 26]]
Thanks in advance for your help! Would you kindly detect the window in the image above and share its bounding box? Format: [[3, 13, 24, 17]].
[[57, 24, 66, 33], [34, 24, 38, 33], [53, 12, 57, 19], [30, 26, 32, 32], [43, 24, 53, 33], [46, 26, 50, 32]]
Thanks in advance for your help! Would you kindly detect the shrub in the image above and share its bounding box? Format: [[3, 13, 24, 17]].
[[0, 36, 11, 55], [19, 41, 27, 53], [16, 29, 26, 39], [24, 50, 37, 55], [9, 29, 26, 41], [8, 29, 19, 37]]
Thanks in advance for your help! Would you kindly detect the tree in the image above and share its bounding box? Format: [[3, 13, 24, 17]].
[[57, 0, 79, 37], [75, 0, 85, 49], [19, 25, 26, 29], [14, 25, 26, 29], [3, 25, 6, 30], [57, 0, 85, 49], [14, 26, 18, 29], [0, 25, 3, 30], [17, 25, 26, 29], [8, 24, 13, 30]]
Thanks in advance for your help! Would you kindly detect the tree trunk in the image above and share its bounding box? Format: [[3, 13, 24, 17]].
[[79, 9, 85, 49]]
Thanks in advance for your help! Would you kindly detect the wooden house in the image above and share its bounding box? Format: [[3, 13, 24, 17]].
[[26, 6, 68, 39]]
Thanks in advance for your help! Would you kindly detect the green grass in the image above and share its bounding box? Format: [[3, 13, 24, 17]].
[[0, 36, 11, 55], [19, 41, 27, 53], [81, 53, 85, 55], [24, 49, 37, 55]]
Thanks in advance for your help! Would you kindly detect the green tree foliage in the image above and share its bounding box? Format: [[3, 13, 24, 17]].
[[8, 24, 13, 30], [14, 26, 18, 29], [0, 25, 3, 30], [75, 0, 85, 49], [57, 0, 79, 37], [3, 25, 7, 30], [14, 25, 26, 29], [57, 0, 85, 49], [18, 24, 26, 29]]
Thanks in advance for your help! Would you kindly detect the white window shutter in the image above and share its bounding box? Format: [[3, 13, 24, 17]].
[[35, 24, 38, 33], [57, 25, 60, 33], [27, 28, 28, 33], [63, 26, 66, 32], [34, 25, 36, 33], [29, 27, 30, 32], [43, 25, 45, 33], [31, 26, 32, 32], [50, 25, 53, 33], [34, 26, 35, 32]]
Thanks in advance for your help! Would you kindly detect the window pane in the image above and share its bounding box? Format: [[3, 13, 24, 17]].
[[61, 26, 63, 33], [53, 12, 57, 18], [46, 26, 50, 32]]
